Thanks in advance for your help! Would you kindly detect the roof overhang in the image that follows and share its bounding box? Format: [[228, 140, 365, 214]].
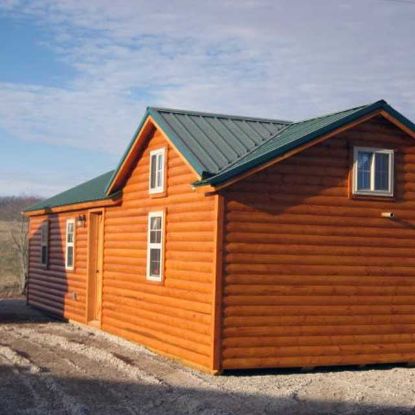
[[23, 195, 121, 217]]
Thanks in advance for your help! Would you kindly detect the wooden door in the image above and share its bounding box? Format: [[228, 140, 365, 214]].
[[87, 211, 103, 325]]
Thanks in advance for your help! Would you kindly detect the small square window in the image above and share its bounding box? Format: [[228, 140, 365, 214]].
[[353, 147, 394, 197], [149, 148, 165, 194]]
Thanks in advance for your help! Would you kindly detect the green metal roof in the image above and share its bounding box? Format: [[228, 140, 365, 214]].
[[105, 107, 291, 193], [195, 100, 415, 186], [149, 107, 290, 176], [24, 170, 115, 212], [25, 100, 415, 212]]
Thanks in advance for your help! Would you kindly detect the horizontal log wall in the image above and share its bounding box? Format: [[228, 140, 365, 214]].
[[28, 211, 87, 322], [102, 128, 217, 371], [221, 116, 415, 369]]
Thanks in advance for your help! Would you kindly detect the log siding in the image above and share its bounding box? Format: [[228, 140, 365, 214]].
[[101, 128, 217, 371], [221, 116, 415, 369], [28, 211, 88, 322]]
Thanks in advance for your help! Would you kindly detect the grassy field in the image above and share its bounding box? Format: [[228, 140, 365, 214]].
[[0, 220, 23, 296]]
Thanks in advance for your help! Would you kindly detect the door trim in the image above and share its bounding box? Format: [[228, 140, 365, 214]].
[[86, 208, 105, 326]]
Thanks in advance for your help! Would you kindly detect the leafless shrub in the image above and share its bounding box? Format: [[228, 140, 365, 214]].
[[10, 216, 29, 293]]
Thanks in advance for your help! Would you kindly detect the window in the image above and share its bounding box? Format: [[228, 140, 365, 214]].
[[65, 219, 75, 270], [149, 148, 165, 194], [40, 221, 49, 266], [146, 211, 164, 281], [353, 147, 394, 196]]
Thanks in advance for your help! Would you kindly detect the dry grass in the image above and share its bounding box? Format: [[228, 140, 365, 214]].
[[0, 221, 22, 296]]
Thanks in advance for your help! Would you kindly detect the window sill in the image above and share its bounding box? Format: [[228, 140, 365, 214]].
[[350, 193, 395, 202], [149, 191, 167, 199], [146, 277, 164, 286]]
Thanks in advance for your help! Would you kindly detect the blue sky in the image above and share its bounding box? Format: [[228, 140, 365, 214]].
[[0, 0, 414, 197]]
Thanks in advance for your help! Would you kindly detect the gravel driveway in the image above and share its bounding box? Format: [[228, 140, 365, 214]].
[[1, 298, 415, 414]]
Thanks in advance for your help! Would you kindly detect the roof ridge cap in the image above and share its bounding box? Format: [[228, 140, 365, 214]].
[[293, 101, 385, 125], [148, 106, 292, 124]]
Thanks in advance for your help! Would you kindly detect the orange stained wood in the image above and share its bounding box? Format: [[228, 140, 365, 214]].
[[220, 116, 415, 369], [100, 126, 218, 372], [211, 193, 225, 373], [86, 209, 104, 326], [27, 211, 89, 322]]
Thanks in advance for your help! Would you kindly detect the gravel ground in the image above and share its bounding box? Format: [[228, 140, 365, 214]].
[[1, 299, 415, 414]]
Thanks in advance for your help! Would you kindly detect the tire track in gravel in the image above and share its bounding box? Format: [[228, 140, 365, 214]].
[[44, 322, 254, 414], [0, 326, 239, 414], [0, 325, 159, 414], [0, 324, 244, 414], [0, 342, 89, 415]]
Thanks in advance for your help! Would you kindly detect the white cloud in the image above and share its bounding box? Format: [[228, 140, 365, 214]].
[[0, 0, 414, 156]]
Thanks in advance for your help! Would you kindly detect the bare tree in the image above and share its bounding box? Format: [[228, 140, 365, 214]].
[[10, 216, 29, 293]]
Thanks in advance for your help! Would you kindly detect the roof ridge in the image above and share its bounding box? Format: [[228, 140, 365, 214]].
[[293, 101, 383, 125], [148, 106, 292, 124], [195, 99, 398, 187], [220, 102, 380, 172]]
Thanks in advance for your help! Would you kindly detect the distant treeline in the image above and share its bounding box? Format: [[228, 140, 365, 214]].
[[0, 196, 42, 221]]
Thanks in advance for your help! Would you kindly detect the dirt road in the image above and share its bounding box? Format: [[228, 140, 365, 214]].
[[1, 298, 415, 414]]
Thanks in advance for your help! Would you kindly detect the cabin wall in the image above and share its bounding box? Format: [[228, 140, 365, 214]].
[[28, 211, 88, 322], [221, 116, 415, 369], [102, 128, 217, 371]]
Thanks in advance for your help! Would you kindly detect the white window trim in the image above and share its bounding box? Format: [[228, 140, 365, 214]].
[[65, 219, 75, 271], [149, 148, 166, 194], [352, 146, 394, 197], [40, 221, 49, 266], [146, 211, 164, 282]]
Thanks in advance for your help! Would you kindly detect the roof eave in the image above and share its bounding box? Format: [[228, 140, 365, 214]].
[[24, 191, 122, 216]]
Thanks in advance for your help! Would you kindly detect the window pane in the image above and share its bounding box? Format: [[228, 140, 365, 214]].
[[375, 153, 389, 191], [67, 222, 74, 243], [157, 153, 163, 170], [41, 224, 47, 244], [150, 154, 157, 189], [149, 248, 161, 277], [150, 216, 161, 243], [156, 154, 163, 187], [150, 216, 161, 230], [67, 246, 74, 268], [357, 151, 372, 190], [41, 246, 47, 265], [156, 169, 162, 188]]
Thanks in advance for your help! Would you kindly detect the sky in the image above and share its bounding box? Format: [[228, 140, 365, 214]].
[[0, 0, 414, 197]]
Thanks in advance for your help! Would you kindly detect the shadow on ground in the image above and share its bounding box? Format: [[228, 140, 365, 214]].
[[0, 298, 414, 414], [0, 297, 58, 324], [0, 364, 412, 415]]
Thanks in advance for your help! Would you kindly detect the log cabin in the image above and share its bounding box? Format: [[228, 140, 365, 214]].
[[24, 99, 415, 373]]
